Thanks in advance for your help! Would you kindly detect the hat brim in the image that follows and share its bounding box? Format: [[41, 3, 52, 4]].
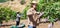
[[30, 3, 37, 4]]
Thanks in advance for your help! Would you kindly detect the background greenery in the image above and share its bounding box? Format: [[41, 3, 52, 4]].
[[20, 0, 25, 5], [0, 6, 16, 23], [21, 5, 30, 19], [0, 0, 60, 23], [0, 0, 9, 3], [36, 0, 60, 22]]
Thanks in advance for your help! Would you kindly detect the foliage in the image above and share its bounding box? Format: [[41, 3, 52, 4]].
[[30, 0, 33, 2], [20, 0, 25, 5], [0, 6, 16, 23], [0, 0, 9, 3], [21, 5, 30, 19], [11, 0, 14, 1], [37, 0, 60, 22]]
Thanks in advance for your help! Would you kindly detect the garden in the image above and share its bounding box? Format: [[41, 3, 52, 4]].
[[0, 0, 60, 28]]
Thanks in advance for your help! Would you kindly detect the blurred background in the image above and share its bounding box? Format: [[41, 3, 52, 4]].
[[0, 0, 60, 28]]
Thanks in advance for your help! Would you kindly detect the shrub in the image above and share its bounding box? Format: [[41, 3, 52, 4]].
[[20, 0, 25, 5], [0, 0, 9, 3], [11, 0, 14, 1], [21, 5, 30, 19], [37, 0, 60, 22], [0, 6, 16, 23]]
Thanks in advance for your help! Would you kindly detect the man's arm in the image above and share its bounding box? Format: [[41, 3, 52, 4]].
[[37, 12, 44, 19]]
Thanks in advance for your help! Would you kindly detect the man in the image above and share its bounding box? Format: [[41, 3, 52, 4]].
[[27, 1, 44, 28], [16, 12, 20, 26]]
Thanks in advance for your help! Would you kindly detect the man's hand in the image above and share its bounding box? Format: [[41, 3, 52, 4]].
[[38, 12, 44, 18], [35, 12, 40, 15]]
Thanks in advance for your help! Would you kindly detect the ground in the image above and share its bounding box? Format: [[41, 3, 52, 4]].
[[0, 19, 60, 28], [0, 0, 31, 12]]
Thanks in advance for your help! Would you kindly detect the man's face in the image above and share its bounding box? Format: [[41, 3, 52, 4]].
[[33, 5, 36, 8]]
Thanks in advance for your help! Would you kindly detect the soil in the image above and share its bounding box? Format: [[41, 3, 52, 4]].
[[0, 19, 60, 28]]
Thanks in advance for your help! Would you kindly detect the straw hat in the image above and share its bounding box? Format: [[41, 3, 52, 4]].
[[31, 1, 37, 4]]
